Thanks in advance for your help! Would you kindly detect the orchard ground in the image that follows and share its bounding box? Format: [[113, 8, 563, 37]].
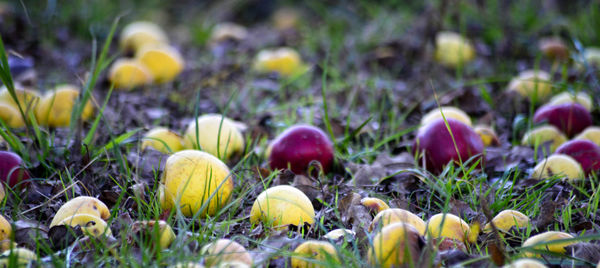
[[1, 0, 600, 267]]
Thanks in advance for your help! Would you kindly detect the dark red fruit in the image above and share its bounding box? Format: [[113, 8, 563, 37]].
[[555, 139, 600, 175], [0, 151, 31, 188], [533, 103, 592, 137], [268, 125, 334, 174], [413, 118, 484, 173]]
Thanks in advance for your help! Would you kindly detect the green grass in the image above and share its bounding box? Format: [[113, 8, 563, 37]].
[[0, 0, 599, 267]]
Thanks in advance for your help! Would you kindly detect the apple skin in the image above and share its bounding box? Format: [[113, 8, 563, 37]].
[[0, 151, 31, 188], [555, 139, 600, 175], [268, 125, 334, 174], [413, 118, 484, 173], [533, 103, 592, 137]]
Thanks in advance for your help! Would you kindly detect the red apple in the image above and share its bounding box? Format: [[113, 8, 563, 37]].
[[533, 103, 592, 137], [268, 125, 334, 174], [555, 139, 600, 175], [413, 118, 484, 173], [0, 151, 31, 188]]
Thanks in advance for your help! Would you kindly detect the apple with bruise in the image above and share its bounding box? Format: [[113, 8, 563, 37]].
[[268, 125, 334, 174], [413, 118, 484, 173], [533, 103, 592, 137]]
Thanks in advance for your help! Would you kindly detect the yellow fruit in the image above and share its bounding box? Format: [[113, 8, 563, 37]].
[[426, 213, 471, 243], [503, 259, 548, 268], [202, 239, 252, 267], [574, 126, 600, 147], [161, 150, 233, 217], [142, 127, 184, 154], [323, 228, 355, 240], [549, 92, 593, 111], [35, 85, 94, 127], [507, 70, 552, 100], [183, 114, 245, 160], [368, 223, 422, 268], [483, 210, 530, 233], [120, 21, 168, 52], [0, 86, 41, 112], [369, 208, 426, 235], [291, 240, 339, 268], [132, 220, 175, 249], [0, 103, 25, 128], [58, 213, 112, 237], [521, 231, 575, 257], [532, 154, 584, 181], [108, 58, 153, 89], [434, 31, 476, 68], [210, 23, 248, 43], [136, 44, 184, 83], [253, 47, 306, 76], [521, 125, 567, 153], [420, 106, 472, 129], [49, 196, 110, 227], [0, 215, 11, 241], [250, 185, 315, 229], [0, 248, 37, 267], [474, 125, 500, 147], [360, 197, 390, 213]]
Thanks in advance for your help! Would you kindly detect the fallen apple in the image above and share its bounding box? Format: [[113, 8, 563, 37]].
[[426, 213, 473, 244], [0, 103, 25, 128], [136, 44, 184, 83], [323, 228, 355, 240], [35, 84, 94, 127], [108, 58, 153, 89], [250, 185, 315, 229], [583, 47, 600, 67], [291, 240, 339, 268], [413, 118, 484, 173], [521, 125, 567, 153], [533, 103, 592, 137], [268, 125, 335, 174], [531, 154, 584, 181], [434, 31, 476, 68], [574, 126, 600, 147], [420, 106, 472, 129], [0, 86, 41, 112], [202, 239, 252, 267], [521, 231, 575, 257], [49, 196, 110, 227], [507, 70, 552, 100], [368, 222, 422, 268], [161, 150, 233, 217], [183, 114, 245, 160], [0, 151, 31, 188], [369, 208, 426, 235], [58, 213, 112, 237], [549, 91, 593, 111], [142, 127, 184, 154], [483, 210, 530, 233], [253, 47, 307, 77], [360, 197, 390, 214], [120, 21, 168, 52], [555, 139, 600, 175]]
